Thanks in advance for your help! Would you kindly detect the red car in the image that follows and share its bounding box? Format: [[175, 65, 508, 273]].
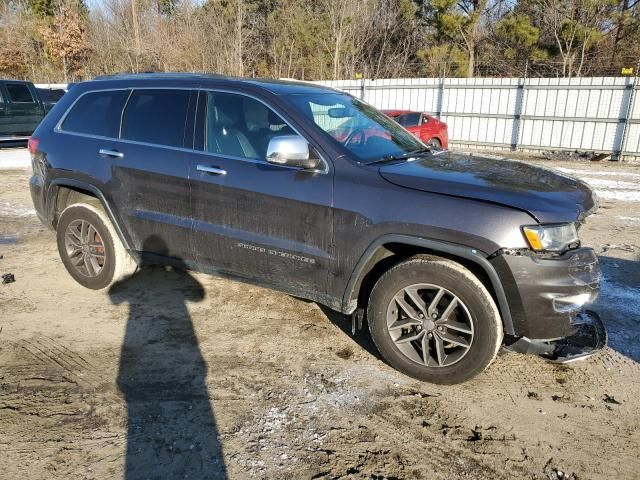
[[383, 110, 448, 149]]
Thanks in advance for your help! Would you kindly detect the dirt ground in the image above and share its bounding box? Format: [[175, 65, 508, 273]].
[[1, 149, 639, 480]]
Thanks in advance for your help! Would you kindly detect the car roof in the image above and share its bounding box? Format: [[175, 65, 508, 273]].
[[382, 109, 425, 116], [89, 72, 338, 95]]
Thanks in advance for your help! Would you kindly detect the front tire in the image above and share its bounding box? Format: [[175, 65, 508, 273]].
[[367, 255, 502, 384], [426, 138, 441, 149], [56, 203, 137, 290]]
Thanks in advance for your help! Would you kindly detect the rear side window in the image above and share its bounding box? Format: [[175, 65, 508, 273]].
[[121, 90, 191, 148], [395, 113, 421, 127], [6, 84, 35, 103], [38, 88, 65, 103], [61, 90, 129, 138]]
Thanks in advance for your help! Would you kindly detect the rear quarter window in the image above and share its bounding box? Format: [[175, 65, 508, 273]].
[[61, 90, 130, 138], [6, 83, 35, 103], [121, 89, 191, 148]]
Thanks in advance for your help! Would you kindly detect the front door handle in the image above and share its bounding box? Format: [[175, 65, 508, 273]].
[[197, 165, 227, 175], [99, 148, 124, 159]]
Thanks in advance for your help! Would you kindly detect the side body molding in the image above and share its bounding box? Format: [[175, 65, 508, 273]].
[[342, 234, 515, 336]]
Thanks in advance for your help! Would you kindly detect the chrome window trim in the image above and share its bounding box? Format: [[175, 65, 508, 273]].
[[54, 86, 330, 175]]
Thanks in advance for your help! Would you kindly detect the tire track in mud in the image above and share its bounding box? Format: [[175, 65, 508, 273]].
[[0, 335, 122, 425], [5, 336, 104, 388]]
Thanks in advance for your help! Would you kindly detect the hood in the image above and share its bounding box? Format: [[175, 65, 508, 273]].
[[377, 152, 597, 223]]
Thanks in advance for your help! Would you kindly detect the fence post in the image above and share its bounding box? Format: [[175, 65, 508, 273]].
[[618, 59, 640, 161], [436, 77, 445, 120], [511, 76, 527, 151]]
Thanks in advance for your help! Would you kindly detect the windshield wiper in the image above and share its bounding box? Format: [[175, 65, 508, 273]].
[[365, 147, 432, 165], [406, 147, 432, 156], [365, 154, 406, 165]]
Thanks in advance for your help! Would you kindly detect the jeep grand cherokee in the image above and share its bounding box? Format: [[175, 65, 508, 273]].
[[29, 73, 605, 384]]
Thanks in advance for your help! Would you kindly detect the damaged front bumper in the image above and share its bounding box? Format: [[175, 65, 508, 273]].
[[504, 310, 607, 363], [491, 246, 606, 362]]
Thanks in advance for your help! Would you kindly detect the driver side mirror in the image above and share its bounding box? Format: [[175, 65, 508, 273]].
[[266, 135, 320, 170]]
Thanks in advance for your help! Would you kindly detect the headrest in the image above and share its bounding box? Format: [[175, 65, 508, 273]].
[[210, 105, 234, 128], [208, 95, 238, 128]]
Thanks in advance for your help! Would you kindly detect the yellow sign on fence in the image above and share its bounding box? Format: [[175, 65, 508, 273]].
[[621, 67, 634, 75]]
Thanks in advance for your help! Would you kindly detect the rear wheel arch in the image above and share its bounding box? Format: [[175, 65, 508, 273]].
[[47, 180, 132, 252], [342, 235, 515, 336]]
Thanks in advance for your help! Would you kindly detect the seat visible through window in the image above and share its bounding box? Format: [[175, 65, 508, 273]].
[[204, 92, 294, 160]]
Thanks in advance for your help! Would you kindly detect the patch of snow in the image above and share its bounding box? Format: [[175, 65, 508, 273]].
[[0, 202, 36, 216], [261, 407, 289, 434], [618, 216, 640, 224], [600, 278, 640, 316], [0, 148, 30, 169], [556, 167, 640, 179], [595, 190, 640, 202], [583, 178, 640, 190], [597, 278, 640, 361], [555, 169, 640, 202]]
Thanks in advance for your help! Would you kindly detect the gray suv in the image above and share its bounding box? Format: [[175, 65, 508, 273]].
[[28, 73, 605, 384]]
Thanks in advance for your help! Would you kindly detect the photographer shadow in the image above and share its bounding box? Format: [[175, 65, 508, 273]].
[[109, 236, 226, 479]]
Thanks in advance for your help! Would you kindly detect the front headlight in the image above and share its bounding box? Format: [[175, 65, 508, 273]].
[[522, 223, 579, 252]]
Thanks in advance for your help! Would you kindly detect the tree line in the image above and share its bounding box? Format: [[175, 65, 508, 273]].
[[1, 0, 639, 83]]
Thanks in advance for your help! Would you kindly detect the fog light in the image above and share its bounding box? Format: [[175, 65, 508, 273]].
[[552, 293, 592, 313]]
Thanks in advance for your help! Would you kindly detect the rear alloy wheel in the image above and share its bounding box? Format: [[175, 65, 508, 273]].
[[367, 255, 502, 384], [56, 203, 137, 290], [64, 218, 107, 278]]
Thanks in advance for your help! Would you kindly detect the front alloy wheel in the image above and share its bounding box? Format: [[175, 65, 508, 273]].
[[367, 255, 503, 384], [387, 284, 474, 367]]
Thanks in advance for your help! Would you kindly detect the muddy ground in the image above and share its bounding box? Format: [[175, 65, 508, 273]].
[[1, 149, 639, 479]]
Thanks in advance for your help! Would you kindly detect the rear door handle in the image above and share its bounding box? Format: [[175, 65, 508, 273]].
[[99, 148, 124, 159], [197, 165, 227, 175]]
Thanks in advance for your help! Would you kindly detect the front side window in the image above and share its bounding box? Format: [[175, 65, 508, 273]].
[[203, 92, 294, 160], [121, 89, 191, 148], [61, 90, 129, 138], [6, 84, 35, 103], [289, 93, 425, 163]]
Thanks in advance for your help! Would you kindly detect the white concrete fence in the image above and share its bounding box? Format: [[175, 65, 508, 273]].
[[315, 77, 640, 161]]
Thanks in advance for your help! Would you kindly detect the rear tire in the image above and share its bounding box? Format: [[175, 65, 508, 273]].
[[56, 203, 137, 290], [367, 255, 502, 384]]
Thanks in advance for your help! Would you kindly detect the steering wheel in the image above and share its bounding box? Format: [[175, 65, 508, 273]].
[[344, 128, 366, 147]]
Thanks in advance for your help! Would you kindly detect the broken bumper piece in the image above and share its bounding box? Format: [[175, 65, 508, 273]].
[[504, 310, 606, 364]]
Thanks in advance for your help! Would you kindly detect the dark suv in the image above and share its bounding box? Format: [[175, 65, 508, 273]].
[[29, 73, 605, 384], [1, 79, 47, 141]]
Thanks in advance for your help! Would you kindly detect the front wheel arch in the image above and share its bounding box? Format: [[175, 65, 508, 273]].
[[342, 235, 515, 336]]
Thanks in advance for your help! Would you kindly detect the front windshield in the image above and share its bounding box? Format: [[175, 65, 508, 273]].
[[288, 92, 426, 163]]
